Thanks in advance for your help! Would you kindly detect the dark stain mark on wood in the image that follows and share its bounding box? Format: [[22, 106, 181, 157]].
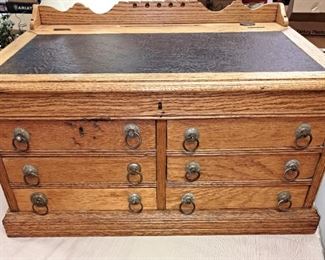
[[71, 137, 81, 147]]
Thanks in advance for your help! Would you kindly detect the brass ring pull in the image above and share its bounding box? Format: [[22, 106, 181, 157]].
[[183, 128, 200, 153], [277, 191, 292, 212], [185, 162, 201, 182], [179, 193, 196, 215], [124, 124, 142, 150], [31, 192, 48, 215], [295, 124, 312, 150], [23, 165, 40, 186], [284, 160, 300, 182], [127, 163, 143, 185], [12, 128, 30, 152], [128, 193, 143, 213]]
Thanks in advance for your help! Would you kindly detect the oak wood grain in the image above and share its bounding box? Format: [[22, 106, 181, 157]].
[[0, 159, 18, 211], [305, 145, 325, 207], [156, 121, 167, 209], [1, 92, 325, 118], [167, 148, 323, 156], [167, 117, 325, 151], [161, 91, 325, 117], [14, 188, 157, 211], [3, 209, 319, 237], [166, 186, 309, 209], [33, 23, 286, 35], [0, 120, 155, 152], [36, 1, 285, 26], [1, 73, 324, 88], [30, 4, 41, 30], [4, 157, 156, 186], [276, 2, 288, 27], [0, 93, 161, 118], [167, 179, 311, 187], [168, 153, 319, 182], [1, 151, 156, 157], [0, 0, 323, 238]]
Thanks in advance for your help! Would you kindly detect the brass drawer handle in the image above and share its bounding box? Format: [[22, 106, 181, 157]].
[[277, 191, 292, 212], [23, 165, 40, 186], [127, 163, 143, 185], [124, 124, 142, 150], [12, 128, 30, 152], [128, 193, 143, 213], [284, 160, 300, 182], [31, 192, 48, 215], [295, 124, 312, 150], [183, 128, 200, 153], [185, 162, 201, 182], [179, 193, 196, 215]]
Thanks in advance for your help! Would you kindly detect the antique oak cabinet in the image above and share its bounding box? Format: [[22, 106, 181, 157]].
[[0, 0, 325, 237]]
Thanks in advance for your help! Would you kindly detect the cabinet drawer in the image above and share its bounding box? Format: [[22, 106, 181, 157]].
[[168, 118, 325, 151], [0, 120, 155, 152], [14, 188, 156, 212], [166, 186, 308, 210], [168, 153, 319, 182], [4, 157, 156, 186]]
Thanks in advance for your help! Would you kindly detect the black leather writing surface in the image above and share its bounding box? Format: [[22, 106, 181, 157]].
[[0, 32, 323, 74]]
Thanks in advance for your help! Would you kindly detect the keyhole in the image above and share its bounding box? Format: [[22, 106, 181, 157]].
[[79, 127, 85, 137]]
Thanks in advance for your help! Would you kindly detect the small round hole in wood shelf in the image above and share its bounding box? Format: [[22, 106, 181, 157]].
[[168, 2, 173, 7], [157, 3, 162, 8], [145, 3, 150, 8], [180, 2, 185, 7], [133, 3, 137, 8]]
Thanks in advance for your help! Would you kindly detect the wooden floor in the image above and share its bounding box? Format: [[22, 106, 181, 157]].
[[0, 189, 323, 260]]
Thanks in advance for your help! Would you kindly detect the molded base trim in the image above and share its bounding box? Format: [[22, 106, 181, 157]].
[[3, 209, 319, 237]]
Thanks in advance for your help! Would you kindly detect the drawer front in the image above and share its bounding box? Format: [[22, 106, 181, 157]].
[[168, 153, 319, 182], [14, 188, 156, 212], [0, 120, 155, 151], [4, 157, 156, 186], [168, 118, 325, 151], [166, 186, 308, 210]]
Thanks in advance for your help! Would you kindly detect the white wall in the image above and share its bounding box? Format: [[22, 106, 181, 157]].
[[316, 177, 325, 247], [9, 13, 31, 31], [42, 0, 122, 13]]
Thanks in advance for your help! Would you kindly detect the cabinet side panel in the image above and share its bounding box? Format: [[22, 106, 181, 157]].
[[156, 120, 167, 209], [305, 145, 325, 207], [0, 159, 18, 211]]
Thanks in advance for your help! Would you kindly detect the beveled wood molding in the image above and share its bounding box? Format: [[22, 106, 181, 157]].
[[304, 143, 325, 207], [3, 209, 319, 237], [0, 159, 19, 211], [30, 0, 288, 29]]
